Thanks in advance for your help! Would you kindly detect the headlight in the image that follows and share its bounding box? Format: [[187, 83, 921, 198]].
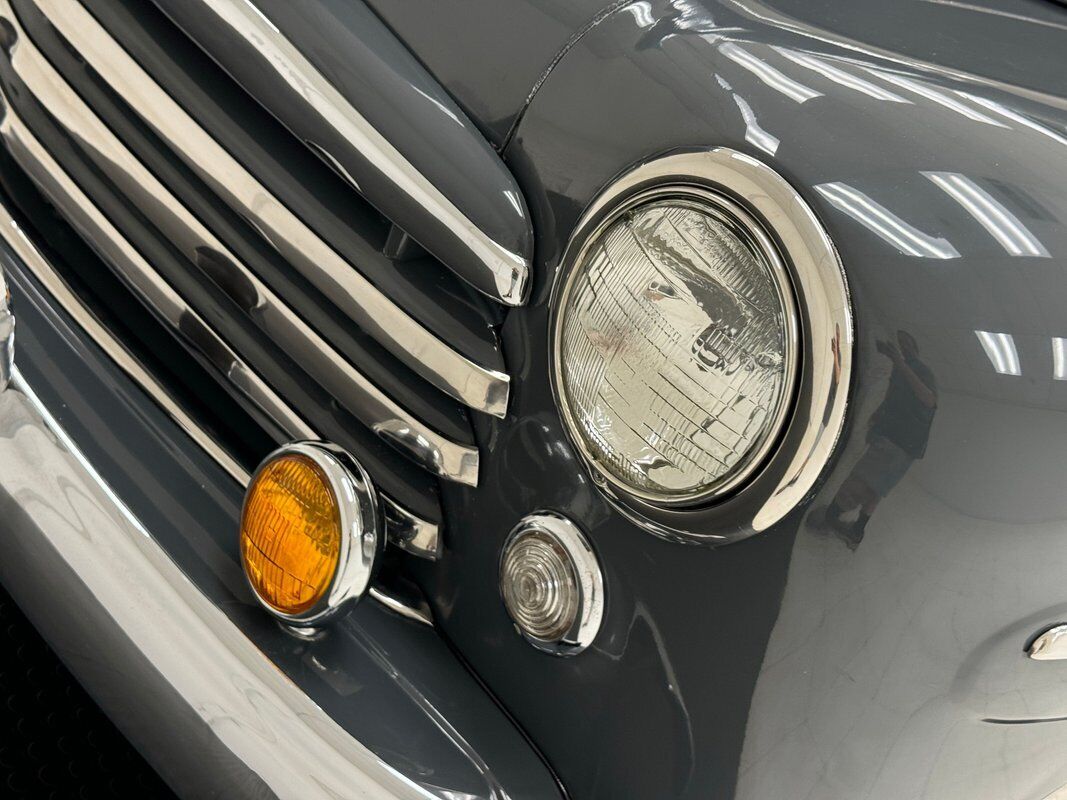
[[554, 188, 798, 505]]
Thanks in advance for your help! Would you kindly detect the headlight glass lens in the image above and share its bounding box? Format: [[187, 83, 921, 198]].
[[556, 195, 795, 503]]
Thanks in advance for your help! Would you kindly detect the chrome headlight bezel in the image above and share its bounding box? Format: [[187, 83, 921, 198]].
[[549, 148, 853, 545]]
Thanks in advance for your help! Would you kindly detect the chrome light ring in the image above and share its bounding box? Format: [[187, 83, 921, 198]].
[[242, 441, 383, 627], [550, 147, 853, 544]]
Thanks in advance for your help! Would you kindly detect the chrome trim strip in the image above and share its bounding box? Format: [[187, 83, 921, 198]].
[[369, 586, 434, 627], [183, 0, 531, 306], [1030, 625, 1067, 661], [0, 203, 250, 484], [0, 197, 441, 561], [0, 367, 436, 799], [0, 251, 12, 392], [24, 0, 510, 416], [0, 11, 480, 485]]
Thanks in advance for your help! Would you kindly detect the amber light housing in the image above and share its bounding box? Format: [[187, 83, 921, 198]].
[[240, 442, 381, 626]]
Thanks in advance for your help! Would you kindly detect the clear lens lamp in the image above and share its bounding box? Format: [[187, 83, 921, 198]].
[[500, 513, 604, 656]]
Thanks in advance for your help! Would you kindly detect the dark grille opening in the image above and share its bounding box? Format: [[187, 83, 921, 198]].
[[0, 147, 274, 469]]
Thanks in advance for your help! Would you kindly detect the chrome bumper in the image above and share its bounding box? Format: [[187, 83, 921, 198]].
[[0, 369, 431, 799]]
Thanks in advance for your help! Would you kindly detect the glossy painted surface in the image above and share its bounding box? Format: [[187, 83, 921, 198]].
[[420, 1, 1067, 798], [363, 0, 614, 146], [0, 229, 563, 800]]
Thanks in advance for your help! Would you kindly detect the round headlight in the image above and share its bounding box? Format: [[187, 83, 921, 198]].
[[554, 188, 798, 505]]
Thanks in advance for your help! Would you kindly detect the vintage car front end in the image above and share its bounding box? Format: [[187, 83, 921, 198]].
[[2, 1, 1067, 798]]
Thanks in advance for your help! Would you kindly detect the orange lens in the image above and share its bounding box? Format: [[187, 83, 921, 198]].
[[240, 453, 341, 615]]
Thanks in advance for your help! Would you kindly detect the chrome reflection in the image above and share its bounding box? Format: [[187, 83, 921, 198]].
[[177, 0, 531, 305], [718, 42, 822, 103], [814, 182, 960, 259], [770, 48, 910, 103], [1029, 624, 1067, 661], [924, 172, 1049, 257], [975, 330, 1021, 376], [0, 256, 11, 392]]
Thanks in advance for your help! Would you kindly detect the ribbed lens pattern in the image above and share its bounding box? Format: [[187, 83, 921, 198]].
[[240, 454, 340, 614], [559, 200, 789, 499], [501, 531, 579, 642]]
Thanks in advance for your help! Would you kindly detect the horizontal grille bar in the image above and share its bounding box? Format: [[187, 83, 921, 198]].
[[0, 195, 441, 562], [26, 0, 510, 418], [0, 6, 481, 486]]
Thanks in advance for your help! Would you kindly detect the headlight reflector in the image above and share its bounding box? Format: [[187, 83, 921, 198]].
[[555, 191, 797, 504]]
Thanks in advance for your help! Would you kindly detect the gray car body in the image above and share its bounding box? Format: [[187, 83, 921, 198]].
[[2, 1, 1067, 798]]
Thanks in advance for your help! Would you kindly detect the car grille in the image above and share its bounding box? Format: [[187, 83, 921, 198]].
[[0, 0, 520, 556]]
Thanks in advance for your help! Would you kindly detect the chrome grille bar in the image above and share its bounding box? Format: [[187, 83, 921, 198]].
[[26, 0, 510, 418], [0, 193, 441, 563], [170, 0, 532, 306], [0, 9, 480, 486]]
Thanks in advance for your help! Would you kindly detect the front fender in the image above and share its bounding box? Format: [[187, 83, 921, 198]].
[[442, 1, 1067, 798]]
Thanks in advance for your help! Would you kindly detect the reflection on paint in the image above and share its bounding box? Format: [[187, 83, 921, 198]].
[[865, 69, 1009, 127], [1052, 338, 1067, 381], [925, 172, 1049, 258], [958, 91, 1067, 148], [718, 42, 822, 103], [975, 330, 1021, 376], [815, 182, 960, 259], [771, 47, 910, 103]]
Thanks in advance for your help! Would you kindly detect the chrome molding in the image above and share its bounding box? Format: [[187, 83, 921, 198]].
[[550, 148, 853, 542], [184, 0, 531, 306], [244, 442, 382, 628], [1029, 625, 1067, 661], [21, 0, 511, 417], [0, 254, 11, 392], [0, 198, 440, 565], [0, 368, 436, 799], [0, 8, 480, 486]]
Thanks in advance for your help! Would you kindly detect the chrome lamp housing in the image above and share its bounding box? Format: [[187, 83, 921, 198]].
[[550, 148, 853, 545]]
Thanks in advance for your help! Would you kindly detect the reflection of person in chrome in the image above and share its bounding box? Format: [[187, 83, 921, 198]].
[[822, 331, 938, 549]]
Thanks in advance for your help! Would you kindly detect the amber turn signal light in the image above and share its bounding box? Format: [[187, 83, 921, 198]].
[[240, 442, 381, 626]]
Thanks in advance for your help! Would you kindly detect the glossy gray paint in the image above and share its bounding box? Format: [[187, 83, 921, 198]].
[[419, 1, 1067, 798], [363, 0, 614, 147]]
